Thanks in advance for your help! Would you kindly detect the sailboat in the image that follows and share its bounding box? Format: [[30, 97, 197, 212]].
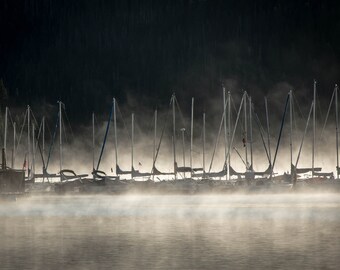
[[91, 98, 131, 193], [130, 113, 153, 180], [0, 106, 25, 198], [51, 101, 110, 194], [293, 82, 340, 191], [305, 81, 333, 182], [151, 94, 202, 183]]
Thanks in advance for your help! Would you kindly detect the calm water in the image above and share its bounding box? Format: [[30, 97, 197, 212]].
[[0, 194, 340, 270]]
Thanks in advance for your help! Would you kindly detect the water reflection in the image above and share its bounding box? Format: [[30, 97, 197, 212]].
[[1, 194, 340, 269]]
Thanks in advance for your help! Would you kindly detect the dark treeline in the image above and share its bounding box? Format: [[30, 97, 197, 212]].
[[1, 0, 340, 123]]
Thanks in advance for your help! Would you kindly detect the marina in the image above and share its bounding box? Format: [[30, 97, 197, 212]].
[[2, 1, 340, 269], [1, 83, 340, 197]]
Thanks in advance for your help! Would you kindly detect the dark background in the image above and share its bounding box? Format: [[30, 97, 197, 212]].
[[1, 0, 340, 123]]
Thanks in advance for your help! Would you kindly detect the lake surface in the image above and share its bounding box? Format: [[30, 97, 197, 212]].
[[0, 194, 340, 270]]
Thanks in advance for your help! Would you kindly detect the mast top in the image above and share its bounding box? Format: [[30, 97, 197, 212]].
[[57, 101, 65, 109]]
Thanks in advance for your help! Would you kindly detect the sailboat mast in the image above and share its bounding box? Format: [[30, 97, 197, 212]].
[[152, 109, 157, 180], [42, 116, 45, 164], [113, 98, 118, 172], [227, 91, 231, 180], [4, 106, 8, 160], [59, 101, 63, 180], [153, 110, 157, 165], [181, 127, 186, 179], [181, 128, 185, 168], [190, 98, 194, 177], [244, 92, 248, 168], [42, 116, 45, 182], [92, 112, 95, 171], [172, 94, 176, 179], [12, 122, 16, 168], [289, 90, 293, 181], [312, 80, 316, 178], [227, 93, 245, 167], [223, 87, 227, 176], [270, 94, 290, 180], [335, 84, 339, 179], [249, 96, 253, 170], [131, 113, 134, 173], [32, 122, 35, 177], [265, 97, 271, 165], [27, 105, 30, 178], [203, 112, 206, 177], [294, 102, 314, 186]]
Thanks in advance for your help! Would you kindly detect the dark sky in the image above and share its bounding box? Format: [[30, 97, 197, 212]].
[[1, 0, 340, 122]]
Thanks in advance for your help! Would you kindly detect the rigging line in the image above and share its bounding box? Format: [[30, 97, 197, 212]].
[[133, 116, 145, 141], [62, 118, 68, 145], [94, 114, 100, 148], [291, 93, 299, 136], [251, 102, 266, 137], [31, 109, 53, 145], [15, 109, 27, 156], [316, 91, 324, 126], [292, 92, 306, 123], [230, 94, 239, 114], [94, 113, 99, 130], [237, 92, 246, 134], [252, 106, 271, 165], [292, 94, 305, 148], [46, 111, 59, 169], [196, 125, 203, 168], [229, 95, 235, 125], [270, 94, 290, 180], [96, 102, 114, 171], [93, 113, 103, 148], [36, 119, 43, 141], [30, 109, 40, 127], [293, 102, 314, 186], [150, 108, 157, 134], [174, 96, 187, 129], [292, 94, 298, 132], [11, 116, 19, 149], [6, 108, 16, 152], [30, 111, 42, 173], [198, 131, 204, 168], [233, 147, 247, 168], [152, 114, 160, 142], [14, 111, 25, 129], [7, 108, 15, 127], [36, 139, 47, 177], [151, 107, 157, 127], [116, 102, 131, 142], [208, 111, 224, 173], [34, 119, 43, 154], [30, 118, 46, 173], [46, 117, 52, 139], [320, 88, 335, 140], [151, 102, 171, 172], [208, 92, 230, 172], [231, 94, 243, 133], [130, 112, 154, 155], [224, 93, 245, 169], [63, 108, 75, 141]]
